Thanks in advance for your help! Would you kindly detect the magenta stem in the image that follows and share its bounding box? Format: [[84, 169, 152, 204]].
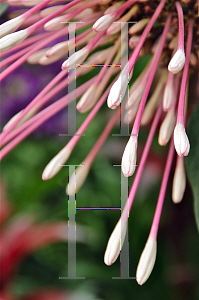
[[66, 87, 111, 151], [122, 102, 163, 220], [86, 31, 105, 52], [1, 68, 90, 147], [85, 110, 119, 166], [176, 19, 193, 125], [175, 2, 184, 51], [95, 39, 120, 84], [1, 41, 41, 68], [128, 0, 167, 73], [150, 139, 175, 239], [0, 27, 67, 82], [112, 0, 137, 19], [132, 14, 171, 135], [27, 0, 86, 35], [66, 0, 99, 21], [22, 0, 54, 19], [0, 79, 94, 160], [1, 32, 52, 57], [0, 68, 67, 144]]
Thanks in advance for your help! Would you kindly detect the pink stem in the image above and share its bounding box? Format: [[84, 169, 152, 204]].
[[0, 79, 94, 160], [0, 69, 67, 144], [65, 87, 112, 151], [22, 0, 54, 19], [122, 101, 163, 219], [175, 2, 184, 51], [85, 110, 119, 165], [1, 68, 90, 146], [112, 0, 137, 19], [128, 0, 167, 73], [26, 0, 87, 35], [0, 32, 52, 57], [95, 39, 120, 84], [0, 27, 67, 82], [132, 14, 171, 135], [176, 19, 193, 125], [1, 41, 41, 68], [150, 139, 175, 239], [86, 31, 105, 52], [173, 72, 181, 109], [66, 0, 99, 21]]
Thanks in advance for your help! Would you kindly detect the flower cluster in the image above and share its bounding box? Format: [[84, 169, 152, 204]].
[[0, 0, 199, 285]]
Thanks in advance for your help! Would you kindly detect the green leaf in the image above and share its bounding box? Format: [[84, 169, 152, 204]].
[[185, 103, 199, 233], [0, 2, 8, 17]]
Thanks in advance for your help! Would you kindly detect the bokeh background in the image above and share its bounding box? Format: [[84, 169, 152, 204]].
[[1, 2, 199, 300]]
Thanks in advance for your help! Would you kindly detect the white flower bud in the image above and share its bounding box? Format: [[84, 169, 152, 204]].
[[168, 49, 186, 74], [0, 29, 29, 52], [0, 16, 25, 39], [136, 236, 157, 285], [42, 146, 72, 180], [93, 14, 114, 32], [122, 136, 137, 177], [104, 218, 127, 266], [172, 157, 186, 203], [62, 47, 89, 70], [66, 163, 90, 196], [163, 81, 175, 112], [107, 64, 131, 109], [158, 110, 176, 146], [174, 123, 190, 157], [77, 83, 98, 113]]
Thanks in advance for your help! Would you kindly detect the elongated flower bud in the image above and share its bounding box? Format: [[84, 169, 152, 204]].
[[77, 83, 98, 113], [122, 136, 137, 177], [62, 47, 89, 70], [107, 65, 131, 109], [42, 146, 72, 180], [104, 218, 127, 266], [93, 14, 114, 32], [174, 123, 190, 156], [66, 163, 90, 196], [0, 29, 29, 52], [172, 156, 186, 203], [136, 236, 157, 285], [163, 79, 175, 111], [168, 49, 186, 74], [0, 16, 25, 39], [158, 110, 176, 146]]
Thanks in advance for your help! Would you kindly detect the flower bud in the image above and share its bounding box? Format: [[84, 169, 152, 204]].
[[122, 136, 137, 177], [0, 16, 25, 39], [104, 218, 127, 266], [42, 146, 72, 180], [158, 110, 176, 146], [0, 29, 29, 52], [62, 47, 89, 70], [107, 65, 131, 109], [174, 123, 190, 157], [168, 49, 186, 74], [172, 157, 186, 203], [93, 14, 114, 32], [136, 236, 157, 285], [77, 83, 98, 113], [66, 163, 90, 196], [163, 80, 175, 111]]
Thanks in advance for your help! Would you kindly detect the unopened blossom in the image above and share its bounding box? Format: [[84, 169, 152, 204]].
[[0, 0, 198, 285]]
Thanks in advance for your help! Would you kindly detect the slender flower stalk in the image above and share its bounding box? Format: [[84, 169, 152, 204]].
[[67, 110, 119, 195], [168, 2, 185, 74], [136, 139, 175, 285], [174, 19, 193, 157]]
